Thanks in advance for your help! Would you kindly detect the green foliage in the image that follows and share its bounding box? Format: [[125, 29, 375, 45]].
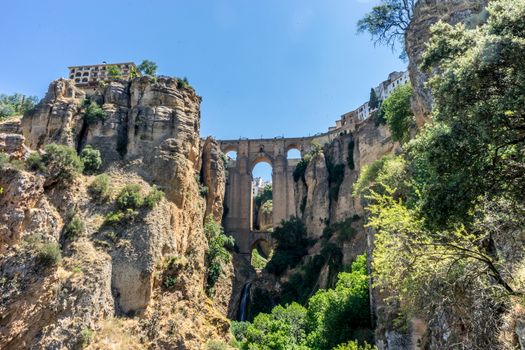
[[380, 83, 413, 143], [26, 152, 44, 172], [206, 340, 229, 350], [107, 65, 121, 79], [41, 143, 84, 182], [138, 59, 158, 76], [88, 174, 112, 201], [333, 341, 377, 350], [260, 200, 273, 214], [251, 248, 269, 269], [233, 303, 308, 350], [327, 160, 345, 202], [104, 209, 139, 226], [83, 101, 107, 125], [357, 0, 416, 56], [0, 93, 38, 119], [293, 144, 322, 183], [369, 88, 379, 110], [196, 175, 209, 197], [144, 185, 164, 208], [163, 276, 178, 289], [305, 255, 372, 349], [0, 152, 9, 169], [347, 140, 355, 170], [176, 77, 191, 89], [266, 217, 310, 276], [255, 183, 272, 207], [80, 145, 102, 174], [204, 215, 234, 296], [37, 242, 62, 267], [64, 216, 85, 240], [116, 184, 144, 210], [233, 256, 372, 350], [79, 328, 93, 348], [352, 155, 407, 200]]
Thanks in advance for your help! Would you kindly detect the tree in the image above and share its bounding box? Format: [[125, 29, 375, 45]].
[[80, 145, 102, 174], [138, 59, 158, 76], [379, 84, 413, 143], [0, 93, 38, 119], [266, 217, 309, 276], [369, 88, 379, 110], [357, 0, 416, 55], [107, 65, 121, 79], [40, 143, 84, 182]]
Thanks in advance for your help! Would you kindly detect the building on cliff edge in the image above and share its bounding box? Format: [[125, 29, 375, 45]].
[[67, 62, 141, 87]]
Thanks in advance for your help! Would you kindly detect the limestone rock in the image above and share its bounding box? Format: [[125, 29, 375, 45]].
[[303, 153, 329, 238], [0, 133, 28, 158], [201, 137, 226, 222]]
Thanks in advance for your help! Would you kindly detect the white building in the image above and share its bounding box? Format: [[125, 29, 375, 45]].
[[252, 177, 271, 197]]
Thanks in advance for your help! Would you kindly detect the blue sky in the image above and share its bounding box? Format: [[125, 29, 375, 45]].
[[0, 0, 404, 180]]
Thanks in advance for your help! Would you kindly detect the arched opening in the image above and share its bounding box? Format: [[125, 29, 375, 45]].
[[251, 160, 273, 232], [226, 150, 237, 160], [287, 148, 301, 159], [250, 239, 272, 269]]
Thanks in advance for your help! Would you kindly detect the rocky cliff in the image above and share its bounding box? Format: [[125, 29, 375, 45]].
[[1, 77, 232, 349]]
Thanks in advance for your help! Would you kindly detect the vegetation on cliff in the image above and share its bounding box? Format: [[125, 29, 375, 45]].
[[0, 93, 38, 119], [357, 1, 525, 346], [232, 255, 373, 350]]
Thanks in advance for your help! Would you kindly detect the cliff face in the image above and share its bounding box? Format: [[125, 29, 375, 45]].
[[405, 0, 489, 127], [1, 78, 232, 349]]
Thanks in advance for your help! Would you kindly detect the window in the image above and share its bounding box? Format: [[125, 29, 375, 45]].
[[83, 72, 89, 76], [82, 78, 88, 82], [70, 75, 74, 79], [75, 78, 80, 82], [75, 72, 81, 77]]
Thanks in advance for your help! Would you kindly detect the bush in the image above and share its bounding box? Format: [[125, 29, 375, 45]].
[[293, 157, 310, 183], [163, 276, 178, 289], [0, 93, 38, 120], [380, 84, 414, 143], [26, 151, 44, 172], [83, 101, 107, 125], [333, 341, 377, 350], [255, 184, 272, 207], [116, 184, 144, 210], [104, 209, 138, 226], [204, 215, 234, 295], [176, 77, 190, 89], [266, 217, 309, 276], [144, 186, 164, 208], [41, 143, 84, 182], [64, 216, 85, 240], [0, 152, 9, 170], [206, 340, 229, 350], [37, 242, 62, 267], [79, 328, 93, 348], [327, 161, 345, 202], [260, 200, 273, 214], [80, 146, 102, 174], [88, 174, 111, 201]]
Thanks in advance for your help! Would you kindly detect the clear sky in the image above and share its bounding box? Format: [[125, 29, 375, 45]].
[[0, 0, 404, 180]]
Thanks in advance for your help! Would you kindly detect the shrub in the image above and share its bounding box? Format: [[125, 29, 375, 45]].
[[176, 77, 190, 89], [26, 151, 44, 172], [0, 93, 38, 120], [80, 146, 102, 174], [380, 83, 414, 143], [144, 186, 164, 208], [0, 152, 9, 169], [293, 157, 310, 183], [84, 101, 107, 125], [37, 242, 62, 267], [206, 340, 228, 350], [266, 217, 309, 276], [333, 341, 377, 350], [116, 184, 144, 210], [107, 65, 121, 79], [255, 184, 272, 207], [88, 174, 111, 201], [41, 143, 84, 182], [327, 161, 345, 202], [79, 328, 93, 348], [204, 215, 234, 295], [163, 276, 178, 289], [64, 216, 85, 240], [251, 249, 268, 269], [260, 200, 273, 214], [138, 59, 158, 76], [104, 209, 138, 226]]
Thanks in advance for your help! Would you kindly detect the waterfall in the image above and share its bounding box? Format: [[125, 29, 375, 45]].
[[238, 282, 252, 321]]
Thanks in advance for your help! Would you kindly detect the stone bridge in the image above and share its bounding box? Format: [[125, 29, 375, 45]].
[[218, 131, 347, 254]]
